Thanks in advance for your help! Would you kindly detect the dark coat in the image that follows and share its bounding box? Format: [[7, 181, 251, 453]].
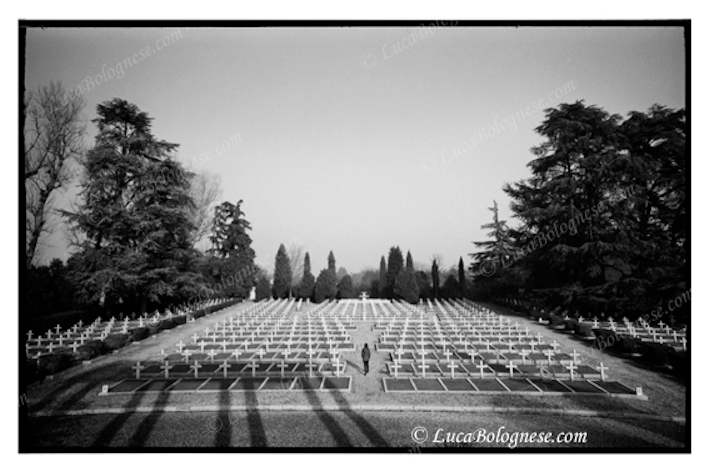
[[361, 346, 371, 361]]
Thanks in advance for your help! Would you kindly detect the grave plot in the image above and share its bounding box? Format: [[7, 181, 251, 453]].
[[102, 298, 359, 395], [25, 298, 236, 361], [378, 299, 646, 399]]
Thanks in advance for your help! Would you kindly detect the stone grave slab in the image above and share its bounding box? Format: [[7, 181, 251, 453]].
[[469, 379, 508, 392], [440, 378, 476, 391], [231, 378, 267, 390], [107, 379, 150, 393], [292, 377, 323, 390], [592, 381, 637, 395], [529, 379, 573, 393], [137, 379, 178, 392], [500, 378, 541, 393], [322, 377, 351, 391], [198, 379, 237, 391], [412, 378, 446, 392], [379, 376, 411, 391], [169, 379, 208, 391], [561, 380, 606, 394]]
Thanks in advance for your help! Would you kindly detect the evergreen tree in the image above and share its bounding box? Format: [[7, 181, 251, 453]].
[[385, 246, 404, 298], [458, 257, 466, 297], [313, 268, 337, 302], [337, 274, 356, 299], [298, 252, 315, 300], [205, 200, 256, 298], [394, 269, 419, 304], [441, 274, 459, 299], [63, 98, 202, 314], [254, 275, 271, 302], [406, 251, 414, 271], [378, 256, 387, 299], [327, 250, 336, 273], [470, 200, 516, 276], [431, 260, 440, 299], [501, 100, 686, 318], [272, 244, 292, 298], [416, 271, 431, 300]]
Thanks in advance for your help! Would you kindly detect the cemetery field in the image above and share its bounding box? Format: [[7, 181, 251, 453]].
[[23, 299, 687, 449]]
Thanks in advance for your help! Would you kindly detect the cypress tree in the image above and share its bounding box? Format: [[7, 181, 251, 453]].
[[272, 244, 292, 299]]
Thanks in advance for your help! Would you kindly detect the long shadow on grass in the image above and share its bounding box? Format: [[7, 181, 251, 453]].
[[126, 390, 172, 447], [326, 388, 389, 447], [243, 387, 268, 447], [302, 387, 353, 447], [214, 388, 232, 447], [90, 392, 147, 447]]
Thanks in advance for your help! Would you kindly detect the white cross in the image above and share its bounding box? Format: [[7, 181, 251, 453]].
[[507, 363, 516, 378], [207, 349, 217, 362], [566, 363, 577, 381], [597, 362, 608, 381], [183, 350, 192, 363], [419, 361, 428, 378], [220, 359, 230, 378], [529, 339, 538, 352], [26, 330, 33, 342], [390, 362, 400, 378], [198, 340, 207, 353], [332, 358, 343, 378], [477, 361, 486, 378], [132, 362, 144, 379], [448, 363, 457, 378], [571, 349, 580, 363], [247, 359, 258, 377], [176, 341, 186, 352], [545, 350, 554, 364], [162, 362, 174, 379], [54, 324, 62, 333], [306, 360, 317, 378], [191, 334, 200, 343], [279, 357, 288, 378], [192, 361, 202, 378]]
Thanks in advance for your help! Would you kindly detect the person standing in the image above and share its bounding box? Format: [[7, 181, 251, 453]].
[[361, 343, 371, 375]]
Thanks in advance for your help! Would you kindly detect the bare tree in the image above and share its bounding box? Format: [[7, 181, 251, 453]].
[[24, 82, 85, 269], [287, 241, 305, 290], [189, 171, 222, 248]]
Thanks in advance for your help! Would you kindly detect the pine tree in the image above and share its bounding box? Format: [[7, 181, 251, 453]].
[[458, 257, 466, 297], [470, 200, 517, 276], [272, 244, 292, 298], [431, 260, 440, 299], [63, 98, 202, 314], [205, 200, 256, 298], [299, 252, 315, 300]]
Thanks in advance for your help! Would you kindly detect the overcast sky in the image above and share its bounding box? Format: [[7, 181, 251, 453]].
[[24, 25, 685, 274]]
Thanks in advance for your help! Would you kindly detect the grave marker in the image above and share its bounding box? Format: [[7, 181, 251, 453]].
[[132, 361, 145, 379]]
